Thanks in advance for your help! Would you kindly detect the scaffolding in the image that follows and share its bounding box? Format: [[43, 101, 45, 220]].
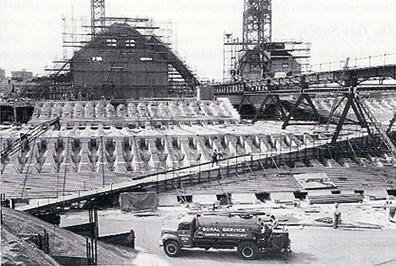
[[27, 4, 198, 100], [223, 0, 311, 82]]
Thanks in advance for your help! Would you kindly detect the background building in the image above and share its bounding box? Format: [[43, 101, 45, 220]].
[[0, 67, 5, 80], [11, 69, 33, 81]]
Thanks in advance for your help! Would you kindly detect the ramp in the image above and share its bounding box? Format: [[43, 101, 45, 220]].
[[15, 141, 344, 214], [16, 153, 255, 213]]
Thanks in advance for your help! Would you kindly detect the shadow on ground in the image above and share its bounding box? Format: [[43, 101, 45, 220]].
[[166, 249, 317, 265]]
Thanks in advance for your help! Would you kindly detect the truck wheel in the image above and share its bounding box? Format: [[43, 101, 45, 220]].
[[237, 242, 258, 260], [164, 240, 181, 257]]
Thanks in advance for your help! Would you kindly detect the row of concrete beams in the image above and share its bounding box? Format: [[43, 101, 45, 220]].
[[18, 128, 394, 215], [17, 135, 341, 214]]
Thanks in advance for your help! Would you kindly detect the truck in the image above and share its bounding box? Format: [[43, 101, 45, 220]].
[[160, 214, 291, 260]]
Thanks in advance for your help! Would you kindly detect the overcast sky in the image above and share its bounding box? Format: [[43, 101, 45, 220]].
[[1, 0, 396, 80]]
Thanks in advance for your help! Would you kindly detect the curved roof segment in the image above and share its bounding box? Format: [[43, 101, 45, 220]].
[[70, 23, 199, 98]]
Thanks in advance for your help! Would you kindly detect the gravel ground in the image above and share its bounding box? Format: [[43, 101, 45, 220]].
[[1, 226, 60, 266], [2, 208, 137, 265], [61, 204, 396, 266]]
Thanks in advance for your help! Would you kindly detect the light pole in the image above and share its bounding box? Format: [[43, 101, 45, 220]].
[[236, 136, 238, 173]]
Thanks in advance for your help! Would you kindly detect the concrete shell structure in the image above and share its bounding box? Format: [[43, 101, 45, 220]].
[[70, 23, 199, 99], [16, 22, 199, 100]]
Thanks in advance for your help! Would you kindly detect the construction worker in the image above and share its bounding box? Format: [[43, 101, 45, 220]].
[[20, 133, 29, 151], [211, 149, 218, 166], [259, 218, 272, 247], [129, 229, 135, 249], [53, 118, 61, 131], [20, 133, 28, 142], [333, 203, 341, 229], [270, 214, 279, 229]]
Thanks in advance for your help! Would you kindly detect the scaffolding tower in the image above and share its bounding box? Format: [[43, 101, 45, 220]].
[[223, 0, 311, 82], [91, 0, 105, 38]]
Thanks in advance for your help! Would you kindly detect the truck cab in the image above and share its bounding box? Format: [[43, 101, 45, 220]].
[[160, 215, 196, 255]]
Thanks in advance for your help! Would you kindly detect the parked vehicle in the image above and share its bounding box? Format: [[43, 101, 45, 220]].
[[160, 214, 291, 260]]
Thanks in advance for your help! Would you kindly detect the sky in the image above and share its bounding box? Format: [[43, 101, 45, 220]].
[[0, 0, 396, 80]]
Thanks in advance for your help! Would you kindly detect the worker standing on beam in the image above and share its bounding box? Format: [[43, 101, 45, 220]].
[[211, 150, 219, 167]]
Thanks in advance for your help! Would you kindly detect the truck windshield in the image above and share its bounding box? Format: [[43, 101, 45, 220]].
[[178, 223, 191, 231]]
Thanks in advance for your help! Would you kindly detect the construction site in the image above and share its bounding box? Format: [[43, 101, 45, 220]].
[[1, 0, 396, 265]]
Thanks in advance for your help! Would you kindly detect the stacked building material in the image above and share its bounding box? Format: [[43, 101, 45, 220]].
[[307, 192, 363, 204]]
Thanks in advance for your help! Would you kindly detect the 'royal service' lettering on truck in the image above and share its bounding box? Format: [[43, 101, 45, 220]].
[[222, 228, 246, 233], [201, 227, 221, 232], [199, 227, 249, 238], [202, 233, 221, 237]]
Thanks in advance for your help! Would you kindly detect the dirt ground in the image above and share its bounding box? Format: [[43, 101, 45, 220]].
[[61, 202, 396, 266], [1, 226, 60, 266], [1, 208, 138, 265]]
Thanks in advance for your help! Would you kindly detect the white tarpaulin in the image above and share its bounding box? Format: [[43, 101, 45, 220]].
[[270, 192, 295, 204], [193, 194, 217, 205], [365, 190, 388, 200], [294, 173, 335, 190], [158, 194, 179, 207], [308, 190, 333, 196], [232, 193, 258, 205]]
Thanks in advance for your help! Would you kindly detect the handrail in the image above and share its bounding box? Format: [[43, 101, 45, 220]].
[[131, 152, 252, 182]]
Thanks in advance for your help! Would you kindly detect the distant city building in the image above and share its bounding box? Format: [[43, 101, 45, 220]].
[[0, 67, 5, 80], [11, 69, 33, 81]]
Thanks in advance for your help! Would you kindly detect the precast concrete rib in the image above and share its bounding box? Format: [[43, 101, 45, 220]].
[[17, 135, 337, 214]]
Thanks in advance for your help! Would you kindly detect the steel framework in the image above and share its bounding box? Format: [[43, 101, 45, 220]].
[[242, 0, 272, 77], [243, 0, 272, 49], [91, 0, 105, 38], [223, 0, 310, 81], [213, 63, 396, 156]]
